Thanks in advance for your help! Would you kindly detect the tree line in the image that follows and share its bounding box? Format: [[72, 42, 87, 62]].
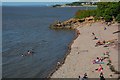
[[75, 2, 120, 23]]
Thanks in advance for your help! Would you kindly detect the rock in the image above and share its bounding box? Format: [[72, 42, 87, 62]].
[[85, 16, 94, 21], [50, 16, 95, 29]]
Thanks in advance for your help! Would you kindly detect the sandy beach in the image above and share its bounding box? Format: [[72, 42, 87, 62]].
[[51, 21, 119, 78]]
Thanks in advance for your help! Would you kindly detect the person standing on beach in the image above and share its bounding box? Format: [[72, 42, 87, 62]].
[[100, 72, 105, 80]]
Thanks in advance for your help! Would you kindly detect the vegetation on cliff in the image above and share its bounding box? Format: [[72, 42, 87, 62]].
[[75, 2, 120, 23]]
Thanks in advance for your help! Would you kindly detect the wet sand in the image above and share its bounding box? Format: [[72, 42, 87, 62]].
[[51, 22, 119, 78]]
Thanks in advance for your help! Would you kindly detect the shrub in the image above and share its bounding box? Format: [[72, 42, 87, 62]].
[[104, 15, 113, 22], [75, 2, 120, 22], [75, 10, 96, 19], [109, 65, 115, 72], [116, 14, 120, 23], [94, 16, 100, 21]]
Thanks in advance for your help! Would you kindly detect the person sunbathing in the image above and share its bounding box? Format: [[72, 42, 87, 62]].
[[98, 65, 103, 72], [95, 65, 103, 72], [103, 40, 106, 44], [99, 57, 104, 62], [93, 37, 98, 40], [96, 57, 100, 62], [96, 41, 101, 45], [93, 57, 104, 64], [93, 57, 100, 64], [103, 52, 109, 59], [95, 40, 105, 47]]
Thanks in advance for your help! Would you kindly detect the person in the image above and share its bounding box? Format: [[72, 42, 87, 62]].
[[21, 54, 26, 56], [93, 57, 99, 64], [109, 74, 112, 78], [100, 57, 104, 62], [100, 72, 105, 80], [103, 40, 106, 44], [98, 65, 103, 72], [96, 57, 100, 63], [57, 62, 60, 66], [106, 51, 109, 55], [21, 54, 24, 56], [92, 32, 95, 35], [93, 57, 104, 64], [82, 73, 88, 80], [78, 76, 82, 80], [27, 50, 34, 55], [104, 27, 107, 30], [93, 36, 98, 40], [104, 53, 109, 59], [97, 40, 101, 45], [96, 40, 104, 45], [77, 30, 80, 35], [27, 50, 31, 55]]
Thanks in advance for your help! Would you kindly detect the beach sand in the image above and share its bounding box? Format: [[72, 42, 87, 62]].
[[51, 22, 119, 78]]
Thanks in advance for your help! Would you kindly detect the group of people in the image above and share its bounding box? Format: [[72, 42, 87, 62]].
[[91, 31, 110, 79], [93, 52, 110, 72], [78, 73, 88, 80], [95, 40, 106, 47], [92, 29, 116, 48], [92, 32, 98, 40], [93, 57, 104, 64], [78, 72, 105, 80], [21, 50, 33, 56], [92, 51, 110, 64], [92, 32, 108, 47]]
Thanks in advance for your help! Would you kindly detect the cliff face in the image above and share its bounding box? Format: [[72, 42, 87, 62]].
[[50, 16, 95, 29]]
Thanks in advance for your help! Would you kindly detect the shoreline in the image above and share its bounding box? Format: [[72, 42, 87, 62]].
[[50, 21, 119, 78], [47, 29, 80, 78], [48, 21, 90, 78]]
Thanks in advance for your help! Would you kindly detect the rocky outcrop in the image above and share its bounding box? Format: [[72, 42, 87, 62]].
[[50, 16, 95, 29]]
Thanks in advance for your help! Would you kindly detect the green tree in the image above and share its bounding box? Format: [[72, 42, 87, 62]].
[[75, 2, 120, 22]]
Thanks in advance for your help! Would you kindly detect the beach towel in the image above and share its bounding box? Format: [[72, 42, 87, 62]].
[[94, 62, 104, 64]]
